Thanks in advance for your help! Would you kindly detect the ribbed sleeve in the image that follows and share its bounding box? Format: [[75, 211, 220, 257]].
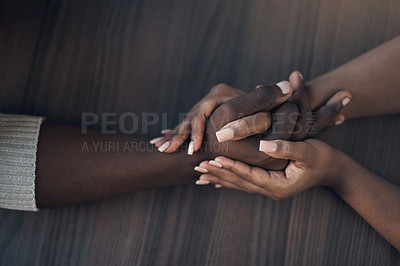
[[0, 113, 43, 211]]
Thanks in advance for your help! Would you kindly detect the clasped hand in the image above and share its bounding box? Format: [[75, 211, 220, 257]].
[[151, 71, 352, 199]]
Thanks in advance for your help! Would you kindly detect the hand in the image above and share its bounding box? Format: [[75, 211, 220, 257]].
[[150, 83, 247, 153], [194, 139, 347, 199], [150, 81, 300, 170], [201, 83, 298, 170], [151, 81, 295, 154], [152, 71, 352, 155], [196, 73, 351, 170], [214, 71, 352, 142], [288, 71, 351, 140]]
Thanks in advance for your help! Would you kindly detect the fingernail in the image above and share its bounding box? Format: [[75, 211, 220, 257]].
[[342, 97, 350, 106], [216, 128, 234, 142], [209, 160, 222, 168], [215, 184, 223, 188], [298, 73, 303, 80], [335, 120, 344, 126], [259, 140, 277, 152], [255, 84, 263, 89], [194, 166, 208, 173], [196, 180, 210, 185], [161, 129, 173, 134], [158, 141, 170, 152], [187, 141, 194, 155], [276, 81, 291, 94], [150, 137, 163, 144]]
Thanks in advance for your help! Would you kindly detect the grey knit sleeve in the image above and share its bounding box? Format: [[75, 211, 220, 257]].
[[0, 113, 43, 211]]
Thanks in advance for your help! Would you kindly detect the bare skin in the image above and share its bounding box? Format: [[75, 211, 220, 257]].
[[35, 82, 343, 207], [163, 36, 400, 148], [195, 140, 400, 251], [307, 35, 400, 118], [182, 36, 400, 250], [33, 36, 400, 252]]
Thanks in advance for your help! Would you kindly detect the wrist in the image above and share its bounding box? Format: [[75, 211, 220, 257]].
[[326, 151, 359, 195], [306, 75, 339, 110]]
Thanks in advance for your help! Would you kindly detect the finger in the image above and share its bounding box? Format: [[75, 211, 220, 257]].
[[209, 156, 273, 189], [161, 129, 174, 135], [289, 70, 304, 92], [329, 113, 345, 127], [264, 102, 299, 141], [211, 156, 284, 193], [197, 169, 273, 196], [288, 72, 312, 141], [199, 158, 292, 199], [162, 119, 191, 153], [259, 139, 310, 162], [190, 85, 246, 153], [215, 112, 271, 142], [218, 81, 293, 121], [197, 158, 279, 197], [149, 136, 164, 146], [196, 174, 259, 194], [314, 91, 352, 134], [191, 101, 220, 152], [150, 129, 177, 147]]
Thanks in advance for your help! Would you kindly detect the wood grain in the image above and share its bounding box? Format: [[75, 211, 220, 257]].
[[0, 0, 399, 265]]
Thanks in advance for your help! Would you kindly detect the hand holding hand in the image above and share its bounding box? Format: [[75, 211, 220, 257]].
[[194, 139, 347, 199], [150, 83, 247, 153]]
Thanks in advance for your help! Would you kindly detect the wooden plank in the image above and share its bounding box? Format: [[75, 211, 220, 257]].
[[0, 0, 48, 113], [0, 0, 399, 265]]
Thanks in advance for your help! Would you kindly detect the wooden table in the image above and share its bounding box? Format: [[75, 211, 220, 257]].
[[1, 0, 399, 264]]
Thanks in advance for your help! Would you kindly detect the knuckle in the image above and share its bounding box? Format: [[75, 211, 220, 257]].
[[271, 189, 289, 200], [211, 83, 228, 93], [236, 119, 251, 136], [254, 112, 270, 131], [235, 178, 247, 189], [199, 101, 213, 112], [217, 104, 237, 119], [279, 142, 293, 158]]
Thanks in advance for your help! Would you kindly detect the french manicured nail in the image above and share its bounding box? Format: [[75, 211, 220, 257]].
[[259, 140, 277, 153], [335, 120, 344, 126], [196, 180, 210, 185], [209, 160, 222, 168], [276, 81, 291, 94], [194, 166, 208, 173], [161, 129, 173, 134], [299, 73, 303, 80], [215, 184, 223, 188], [342, 97, 350, 106], [158, 141, 170, 152], [187, 141, 194, 155], [216, 128, 234, 142], [150, 137, 163, 144]]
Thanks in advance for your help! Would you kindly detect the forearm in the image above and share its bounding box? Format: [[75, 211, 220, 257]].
[[307, 36, 400, 118], [332, 155, 400, 250], [35, 124, 206, 207]]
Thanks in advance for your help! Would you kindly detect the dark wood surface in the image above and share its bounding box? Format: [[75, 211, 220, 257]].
[[1, 0, 400, 265]]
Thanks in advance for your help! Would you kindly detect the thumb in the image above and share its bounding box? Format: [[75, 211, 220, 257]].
[[259, 140, 308, 161]]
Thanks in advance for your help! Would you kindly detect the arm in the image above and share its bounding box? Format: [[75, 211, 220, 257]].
[[34, 83, 294, 208], [307, 35, 400, 118], [35, 124, 207, 208], [34, 80, 341, 208], [193, 140, 400, 250], [335, 155, 400, 250]]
